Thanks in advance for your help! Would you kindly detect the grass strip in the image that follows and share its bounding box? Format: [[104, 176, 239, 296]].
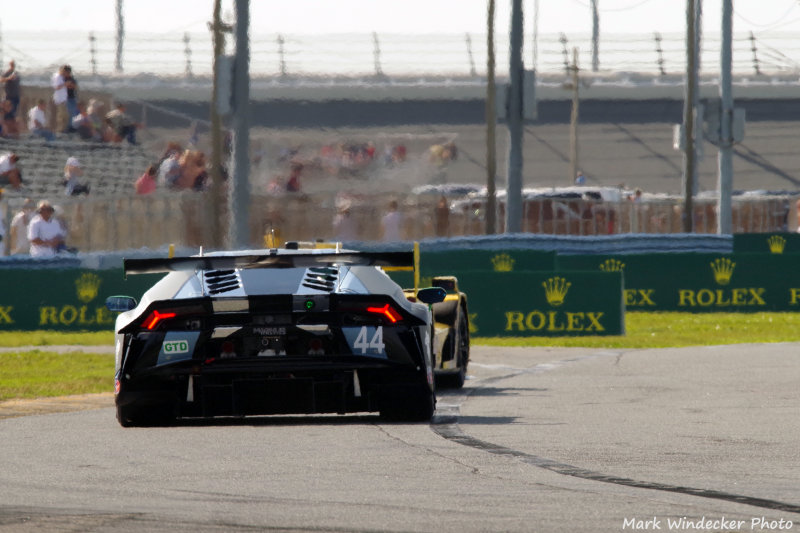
[[0, 350, 114, 401], [474, 311, 800, 348], [2, 312, 800, 401], [0, 331, 114, 347]]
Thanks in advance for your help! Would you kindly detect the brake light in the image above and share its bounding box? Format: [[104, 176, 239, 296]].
[[366, 303, 402, 323], [142, 310, 177, 330]]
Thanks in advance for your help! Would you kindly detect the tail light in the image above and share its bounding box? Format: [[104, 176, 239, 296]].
[[137, 303, 206, 331], [142, 310, 177, 330], [336, 298, 405, 325], [366, 303, 402, 323]]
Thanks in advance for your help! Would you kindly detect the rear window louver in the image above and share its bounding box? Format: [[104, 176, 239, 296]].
[[204, 269, 242, 295], [302, 266, 338, 292]]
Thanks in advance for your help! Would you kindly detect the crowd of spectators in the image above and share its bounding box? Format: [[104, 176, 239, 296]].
[[0, 195, 70, 257], [0, 60, 140, 145]]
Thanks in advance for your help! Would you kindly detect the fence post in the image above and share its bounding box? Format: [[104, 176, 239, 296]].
[[749, 31, 761, 75], [465, 33, 477, 77], [277, 34, 287, 77], [184, 33, 193, 79], [654, 32, 666, 75], [89, 33, 98, 76], [559, 33, 570, 75], [372, 32, 385, 78]]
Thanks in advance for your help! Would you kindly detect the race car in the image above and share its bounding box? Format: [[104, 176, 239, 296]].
[[105, 244, 467, 427]]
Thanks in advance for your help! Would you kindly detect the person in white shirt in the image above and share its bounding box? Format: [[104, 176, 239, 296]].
[[27, 200, 66, 258], [381, 200, 403, 242], [51, 65, 69, 132], [0, 152, 22, 189], [28, 99, 55, 141], [9, 198, 35, 255]]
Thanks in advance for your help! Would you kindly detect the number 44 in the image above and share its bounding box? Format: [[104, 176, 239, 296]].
[[354, 326, 384, 354]]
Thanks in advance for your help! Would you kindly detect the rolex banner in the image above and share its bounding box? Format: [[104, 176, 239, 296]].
[[733, 233, 800, 254], [454, 270, 624, 337], [556, 253, 800, 312], [387, 249, 557, 288], [0, 269, 159, 331]]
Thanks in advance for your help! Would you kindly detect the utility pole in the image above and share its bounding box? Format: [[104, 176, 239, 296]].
[[209, 0, 232, 249], [568, 48, 580, 184], [505, 0, 524, 234], [717, 0, 733, 234], [230, 0, 251, 249], [485, 0, 497, 234], [682, 0, 697, 232]]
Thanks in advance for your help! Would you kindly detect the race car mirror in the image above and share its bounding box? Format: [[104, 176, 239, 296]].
[[105, 295, 138, 313], [416, 287, 447, 305]]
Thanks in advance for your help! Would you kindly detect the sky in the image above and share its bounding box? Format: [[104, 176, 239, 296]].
[[3, 0, 800, 37]]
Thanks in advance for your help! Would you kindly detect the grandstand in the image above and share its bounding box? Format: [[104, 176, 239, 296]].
[[0, 136, 153, 199]]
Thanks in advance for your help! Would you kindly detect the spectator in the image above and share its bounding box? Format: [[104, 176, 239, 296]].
[[135, 164, 157, 195], [9, 198, 35, 255], [266, 175, 285, 194], [158, 149, 182, 189], [333, 205, 358, 241], [435, 195, 450, 236], [28, 99, 56, 141], [51, 65, 69, 132], [381, 200, 403, 241], [63, 66, 79, 131], [286, 162, 303, 192], [178, 150, 207, 190], [0, 152, 22, 189], [28, 200, 66, 258], [0, 61, 20, 118], [62, 157, 90, 196], [1, 99, 19, 138], [575, 170, 587, 185], [87, 99, 108, 141], [105, 102, 139, 144], [71, 100, 95, 140]]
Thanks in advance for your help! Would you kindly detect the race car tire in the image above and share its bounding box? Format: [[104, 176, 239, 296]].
[[379, 387, 435, 422], [432, 299, 459, 326], [116, 403, 176, 427], [436, 309, 469, 389]]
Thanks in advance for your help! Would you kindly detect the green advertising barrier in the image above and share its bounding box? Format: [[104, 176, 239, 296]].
[[733, 233, 800, 254], [0, 269, 160, 331], [387, 249, 557, 288], [557, 253, 800, 312], [450, 270, 624, 337]]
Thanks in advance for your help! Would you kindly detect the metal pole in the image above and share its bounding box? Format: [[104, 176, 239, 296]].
[[209, 0, 228, 249], [591, 0, 599, 72], [717, 0, 733, 234], [115, 0, 124, 73], [681, 0, 696, 233], [485, 0, 497, 234], [230, 0, 251, 249], [505, 0, 524, 234], [569, 48, 580, 184], [692, 0, 702, 197]]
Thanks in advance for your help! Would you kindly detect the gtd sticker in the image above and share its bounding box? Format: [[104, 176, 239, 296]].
[[157, 332, 199, 366], [163, 340, 189, 354]]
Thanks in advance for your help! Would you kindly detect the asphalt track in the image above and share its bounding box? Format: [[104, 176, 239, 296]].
[[0, 344, 798, 532]]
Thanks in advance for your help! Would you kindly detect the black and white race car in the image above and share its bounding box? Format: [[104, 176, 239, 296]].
[[106, 245, 469, 426]]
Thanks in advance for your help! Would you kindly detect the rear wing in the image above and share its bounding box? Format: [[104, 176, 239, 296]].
[[124, 250, 414, 276]]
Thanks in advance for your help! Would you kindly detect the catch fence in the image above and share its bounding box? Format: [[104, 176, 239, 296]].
[[11, 192, 793, 254]]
